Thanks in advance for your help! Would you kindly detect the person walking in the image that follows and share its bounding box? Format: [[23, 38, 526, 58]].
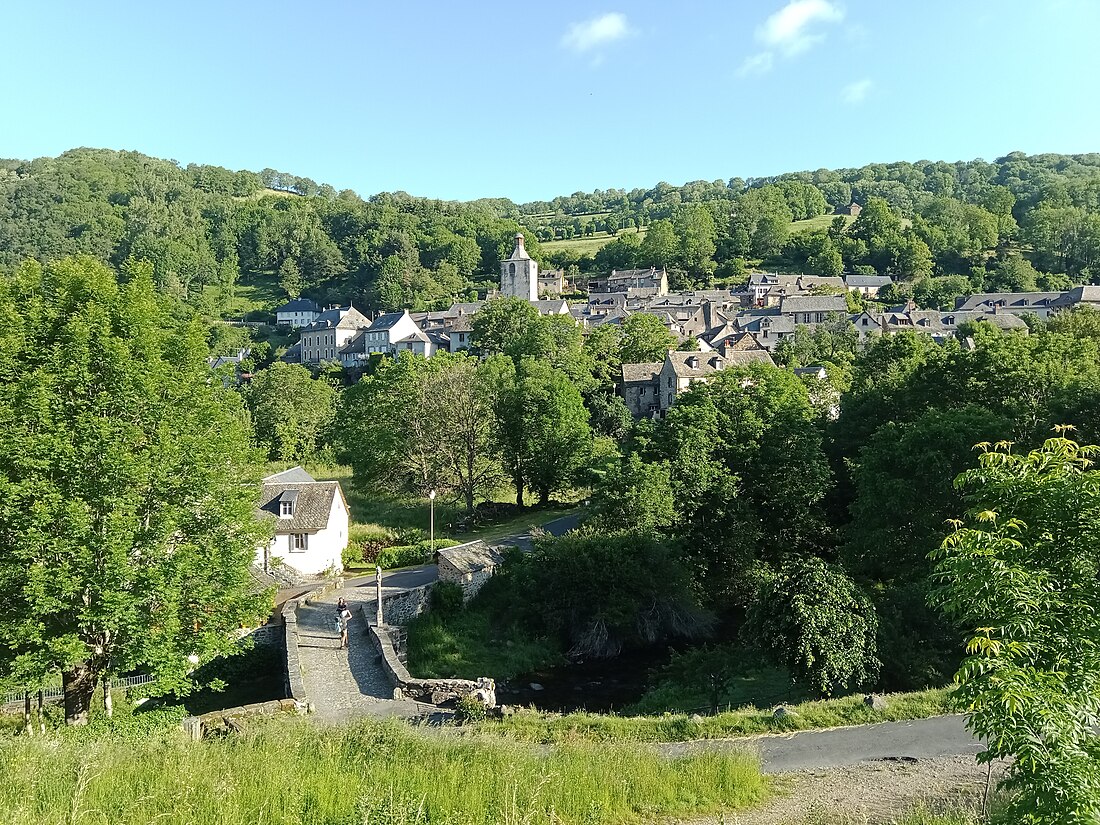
[[338, 605, 352, 649]]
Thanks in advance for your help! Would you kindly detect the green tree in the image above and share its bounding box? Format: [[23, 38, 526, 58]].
[[485, 358, 592, 505], [335, 353, 501, 513], [591, 455, 676, 533], [470, 297, 542, 360], [619, 313, 676, 364], [0, 257, 268, 725], [931, 435, 1100, 823], [245, 362, 336, 461], [743, 556, 880, 696], [638, 219, 678, 268]]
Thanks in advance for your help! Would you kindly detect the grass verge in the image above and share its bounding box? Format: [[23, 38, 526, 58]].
[[473, 687, 956, 744], [0, 717, 767, 825]]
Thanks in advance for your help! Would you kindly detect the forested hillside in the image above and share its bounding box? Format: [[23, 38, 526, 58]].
[[2, 148, 1100, 316]]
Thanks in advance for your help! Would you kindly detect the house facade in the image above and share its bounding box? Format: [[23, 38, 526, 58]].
[[275, 298, 322, 328], [299, 306, 371, 364], [620, 362, 663, 417], [256, 467, 349, 577]]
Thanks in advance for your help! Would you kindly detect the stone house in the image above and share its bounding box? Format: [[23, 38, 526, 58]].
[[620, 362, 663, 417], [844, 274, 893, 297], [834, 202, 862, 217], [954, 292, 1064, 319], [448, 315, 473, 352], [275, 297, 322, 328], [587, 267, 670, 296], [437, 540, 504, 601], [779, 294, 849, 325], [256, 467, 349, 577], [299, 306, 371, 365]]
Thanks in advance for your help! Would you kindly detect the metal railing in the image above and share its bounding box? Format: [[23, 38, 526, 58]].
[[3, 674, 157, 708]]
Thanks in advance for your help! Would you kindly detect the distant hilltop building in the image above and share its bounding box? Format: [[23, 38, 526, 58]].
[[500, 233, 538, 301]]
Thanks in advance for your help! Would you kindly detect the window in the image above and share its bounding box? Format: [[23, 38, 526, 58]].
[[291, 534, 307, 552], [862, 318, 868, 326], [280, 501, 293, 517], [667, 376, 673, 387], [509, 262, 516, 277]]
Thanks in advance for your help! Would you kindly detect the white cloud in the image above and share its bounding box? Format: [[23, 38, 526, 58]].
[[737, 52, 775, 77], [841, 78, 872, 104], [561, 12, 631, 53], [758, 0, 844, 55]]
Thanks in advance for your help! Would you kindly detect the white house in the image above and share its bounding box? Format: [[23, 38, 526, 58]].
[[299, 306, 371, 365], [256, 467, 349, 577], [339, 310, 433, 366], [275, 298, 322, 328]]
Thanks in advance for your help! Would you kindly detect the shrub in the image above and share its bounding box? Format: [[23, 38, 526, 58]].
[[429, 581, 465, 619], [342, 544, 364, 568], [376, 544, 429, 569], [454, 694, 489, 724]]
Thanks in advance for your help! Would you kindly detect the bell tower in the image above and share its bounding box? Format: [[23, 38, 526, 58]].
[[500, 233, 538, 301]]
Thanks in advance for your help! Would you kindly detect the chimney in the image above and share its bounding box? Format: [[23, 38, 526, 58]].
[[514, 233, 525, 252]]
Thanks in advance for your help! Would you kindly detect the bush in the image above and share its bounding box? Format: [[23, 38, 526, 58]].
[[454, 694, 489, 724], [430, 581, 465, 619], [342, 544, 364, 568]]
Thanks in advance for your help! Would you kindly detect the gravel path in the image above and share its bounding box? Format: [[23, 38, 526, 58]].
[[295, 583, 425, 723], [661, 715, 983, 774], [706, 754, 1006, 825]]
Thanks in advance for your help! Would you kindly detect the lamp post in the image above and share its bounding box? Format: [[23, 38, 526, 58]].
[[428, 489, 436, 554]]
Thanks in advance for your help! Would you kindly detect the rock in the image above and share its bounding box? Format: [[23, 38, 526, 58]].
[[864, 693, 888, 712], [689, 714, 704, 724], [773, 706, 797, 720], [499, 704, 515, 717], [529, 682, 544, 691]]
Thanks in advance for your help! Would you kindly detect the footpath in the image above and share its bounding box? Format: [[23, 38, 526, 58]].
[[293, 569, 435, 723]]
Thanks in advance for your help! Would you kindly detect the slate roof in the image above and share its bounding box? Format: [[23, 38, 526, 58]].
[[609, 267, 665, 281], [621, 362, 663, 383], [302, 306, 370, 331], [437, 540, 503, 574], [446, 301, 485, 317], [393, 329, 430, 344], [723, 350, 776, 367], [264, 466, 317, 484], [257, 480, 346, 533], [845, 274, 893, 288], [507, 234, 531, 261], [449, 315, 473, 333], [955, 292, 1063, 312], [779, 295, 849, 314], [666, 351, 726, 377], [370, 310, 409, 331], [275, 297, 321, 314], [532, 299, 570, 315]]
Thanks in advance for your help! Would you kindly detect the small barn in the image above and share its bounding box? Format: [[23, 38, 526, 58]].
[[436, 540, 505, 601]]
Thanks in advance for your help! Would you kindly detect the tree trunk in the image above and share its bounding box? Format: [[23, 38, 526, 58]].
[[63, 663, 97, 726], [514, 474, 525, 508], [37, 691, 45, 734], [102, 678, 113, 719], [23, 693, 32, 736], [465, 488, 474, 514]]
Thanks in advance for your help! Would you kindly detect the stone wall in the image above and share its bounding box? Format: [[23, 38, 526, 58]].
[[438, 565, 494, 602], [363, 610, 495, 707], [381, 584, 432, 625], [181, 698, 301, 740]]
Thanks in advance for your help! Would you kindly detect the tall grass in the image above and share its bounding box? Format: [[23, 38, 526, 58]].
[[0, 718, 767, 825], [477, 688, 956, 744]]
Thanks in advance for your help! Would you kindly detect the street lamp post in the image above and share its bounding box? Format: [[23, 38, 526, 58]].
[[428, 489, 436, 554]]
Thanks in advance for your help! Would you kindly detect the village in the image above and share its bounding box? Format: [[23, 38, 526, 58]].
[[260, 232, 1100, 420]]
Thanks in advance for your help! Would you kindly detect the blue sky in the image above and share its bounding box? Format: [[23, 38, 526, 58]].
[[2, 1, 1096, 203]]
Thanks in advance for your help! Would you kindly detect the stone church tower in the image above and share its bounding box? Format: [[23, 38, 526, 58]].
[[500, 233, 538, 301]]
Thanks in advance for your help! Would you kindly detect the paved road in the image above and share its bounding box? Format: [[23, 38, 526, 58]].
[[660, 714, 983, 774], [499, 513, 582, 551]]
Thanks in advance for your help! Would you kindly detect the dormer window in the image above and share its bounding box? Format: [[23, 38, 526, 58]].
[[279, 490, 299, 519]]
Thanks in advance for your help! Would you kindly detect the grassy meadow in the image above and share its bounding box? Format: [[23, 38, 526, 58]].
[[0, 717, 768, 825]]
